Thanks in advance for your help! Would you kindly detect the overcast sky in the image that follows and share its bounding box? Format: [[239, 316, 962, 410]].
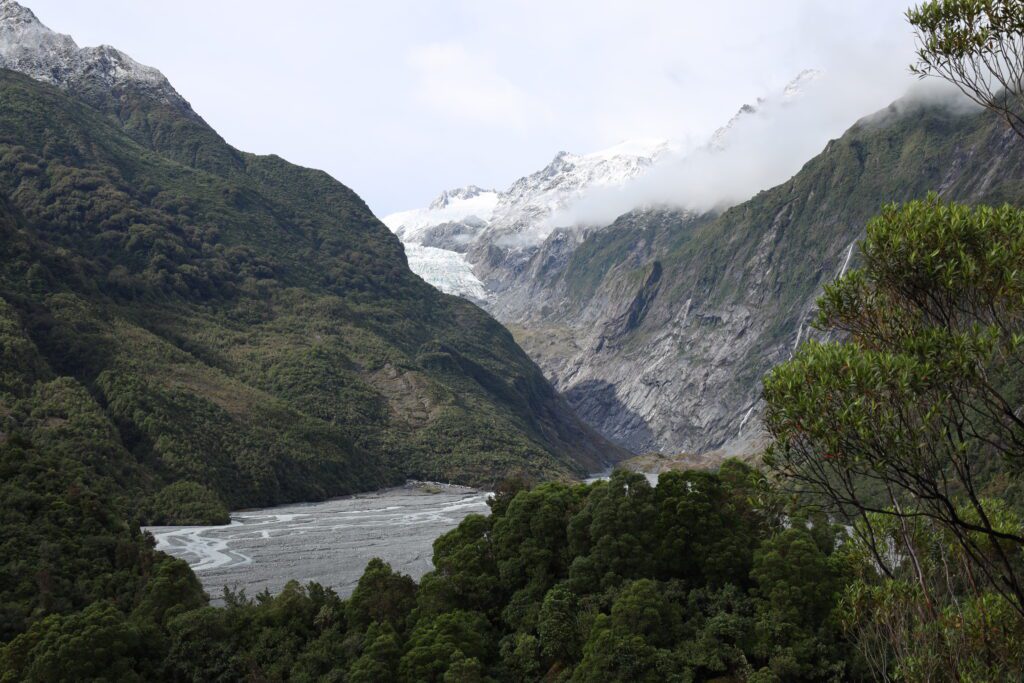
[[27, 1, 919, 217]]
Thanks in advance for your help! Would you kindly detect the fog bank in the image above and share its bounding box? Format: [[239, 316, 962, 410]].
[[550, 78, 977, 230]]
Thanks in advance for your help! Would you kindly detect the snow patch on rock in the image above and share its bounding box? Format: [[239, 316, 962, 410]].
[[384, 185, 498, 244], [0, 0, 185, 106]]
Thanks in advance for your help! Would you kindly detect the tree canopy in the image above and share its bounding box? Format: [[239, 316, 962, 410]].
[[909, 0, 1024, 137], [765, 196, 1024, 680]]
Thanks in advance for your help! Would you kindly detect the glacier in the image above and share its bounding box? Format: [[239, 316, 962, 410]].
[[403, 243, 488, 301]]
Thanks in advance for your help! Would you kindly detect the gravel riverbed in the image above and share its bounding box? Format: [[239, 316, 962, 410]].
[[145, 482, 490, 602]]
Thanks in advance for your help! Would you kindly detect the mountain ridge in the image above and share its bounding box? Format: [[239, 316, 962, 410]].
[[0, 2, 622, 523], [0, 0, 191, 110]]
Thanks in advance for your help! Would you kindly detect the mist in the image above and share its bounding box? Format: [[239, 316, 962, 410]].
[[549, 73, 978, 232]]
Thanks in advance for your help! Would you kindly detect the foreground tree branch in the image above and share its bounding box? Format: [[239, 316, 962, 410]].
[[908, 0, 1024, 138]]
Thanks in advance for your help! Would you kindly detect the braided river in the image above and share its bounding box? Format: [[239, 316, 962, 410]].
[[145, 483, 490, 602]]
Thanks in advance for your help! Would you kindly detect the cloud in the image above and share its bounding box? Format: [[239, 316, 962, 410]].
[[547, 70, 978, 231], [408, 42, 551, 130]]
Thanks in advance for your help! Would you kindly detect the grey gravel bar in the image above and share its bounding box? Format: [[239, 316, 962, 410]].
[[145, 483, 491, 602]]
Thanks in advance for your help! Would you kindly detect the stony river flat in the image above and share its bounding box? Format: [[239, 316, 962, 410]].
[[145, 483, 491, 601]]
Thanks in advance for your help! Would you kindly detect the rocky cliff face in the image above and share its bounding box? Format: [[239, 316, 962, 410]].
[[511, 100, 1024, 456], [469, 140, 676, 293]]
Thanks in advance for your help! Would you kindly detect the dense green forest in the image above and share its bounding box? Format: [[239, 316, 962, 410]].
[[0, 464, 853, 681]]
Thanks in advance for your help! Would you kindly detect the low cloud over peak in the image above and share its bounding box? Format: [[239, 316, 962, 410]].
[[548, 76, 977, 231]]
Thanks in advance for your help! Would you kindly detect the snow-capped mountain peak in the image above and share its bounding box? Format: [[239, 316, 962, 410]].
[[709, 68, 823, 151], [1, 0, 76, 69], [428, 185, 493, 210], [386, 138, 675, 250], [383, 185, 499, 247], [503, 139, 670, 206], [0, 0, 185, 106], [381, 137, 675, 299], [783, 68, 823, 99], [583, 137, 672, 161], [488, 137, 673, 247]]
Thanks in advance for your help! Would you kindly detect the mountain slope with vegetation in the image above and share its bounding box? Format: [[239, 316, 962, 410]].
[[0, 64, 618, 523]]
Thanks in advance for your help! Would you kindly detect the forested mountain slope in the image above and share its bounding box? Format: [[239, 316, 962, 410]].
[[0, 63, 617, 522], [509, 97, 1024, 456]]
